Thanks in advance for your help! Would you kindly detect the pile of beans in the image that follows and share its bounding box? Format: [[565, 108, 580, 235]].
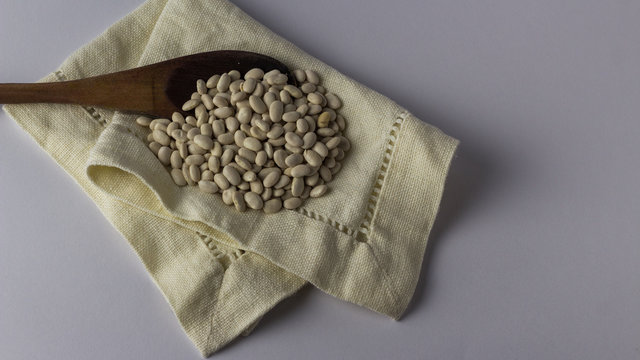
[[136, 68, 350, 214]]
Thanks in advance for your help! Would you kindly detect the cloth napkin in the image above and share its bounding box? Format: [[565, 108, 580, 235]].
[[3, 0, 458, 356]]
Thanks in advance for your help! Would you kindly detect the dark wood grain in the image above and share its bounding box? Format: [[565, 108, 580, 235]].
[[0, 50, 291, 118]]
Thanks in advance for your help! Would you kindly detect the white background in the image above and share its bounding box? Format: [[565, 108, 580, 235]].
[[1, 0, 639, 359]]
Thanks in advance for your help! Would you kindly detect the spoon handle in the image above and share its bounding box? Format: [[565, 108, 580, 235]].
[[0, 51, 291, 118], [0, 69, 162, 114], [0, 82, 74, 104]]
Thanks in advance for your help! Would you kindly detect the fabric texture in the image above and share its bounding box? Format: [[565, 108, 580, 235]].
[[3, 0, 459, 356]]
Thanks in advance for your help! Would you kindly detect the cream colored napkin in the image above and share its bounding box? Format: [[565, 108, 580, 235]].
[[3, 0, 458, 356]]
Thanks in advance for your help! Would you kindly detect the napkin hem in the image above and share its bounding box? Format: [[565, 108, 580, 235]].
[[366, 113, 459, 318]]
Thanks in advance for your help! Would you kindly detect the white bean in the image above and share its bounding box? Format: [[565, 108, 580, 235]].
[[291, 164, 311, 178], [182, 99, 200, 111], [269, 100, 284, 122], [170, 150, 183, 169], [194, 134, 214, 150], [263, 198, 282, 214], [158, 146, 172, 166], [171, 168, 187, 186], [283, 197, 302, 210], [136, 116, 152, 127], [245, 68, 264, 80], [172, 112, 185, 124], [285, 153, 303, 167], [292, 69, 306, 83], [232, 191, 246, 212], [199, 180, 219, 194], [153, 130, 170, 146], [222, 188, 235, 205], [223, 165, 241, 186], [244, 192, 263, 210], [206, 74, 220, 89], [310, 184, 328, 198], [214, 173, 230, 190], [303, 149, 323, 167], [304, 70, 320, 85], [325, 92, 342, 109], [185, 154, 205, 166], [197, 79, 207, 94], [249, 95, 267, 114], [243, 137, 262, 152], [282, 111, 300, 123], [263, 171, 280, 188], [291, 177, 304, 197], [217, 73, 231, 92], [189, 164, 201, 182]]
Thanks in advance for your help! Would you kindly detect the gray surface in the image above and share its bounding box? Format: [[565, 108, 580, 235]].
[[1, 0, 639, 359]]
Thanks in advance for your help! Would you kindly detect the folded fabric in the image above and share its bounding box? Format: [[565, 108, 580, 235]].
[[3, 0, 458, 356]]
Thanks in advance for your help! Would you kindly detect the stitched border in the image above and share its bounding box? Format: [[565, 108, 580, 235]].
[[54, 70, 108, 127], [357, 112, 407, 238], [296, 111, 408, 242], [197, 232, 245, 270], [296, 208, 356, 236]]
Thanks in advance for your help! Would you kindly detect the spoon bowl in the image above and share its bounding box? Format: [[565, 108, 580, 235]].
[[0, 50, 291, 118]]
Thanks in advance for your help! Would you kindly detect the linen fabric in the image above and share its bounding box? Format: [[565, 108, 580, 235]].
[[3, 0, 458, 356]]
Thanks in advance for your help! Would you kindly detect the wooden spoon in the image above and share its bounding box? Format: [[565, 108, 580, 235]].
[[0, 50, 291, 118]]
